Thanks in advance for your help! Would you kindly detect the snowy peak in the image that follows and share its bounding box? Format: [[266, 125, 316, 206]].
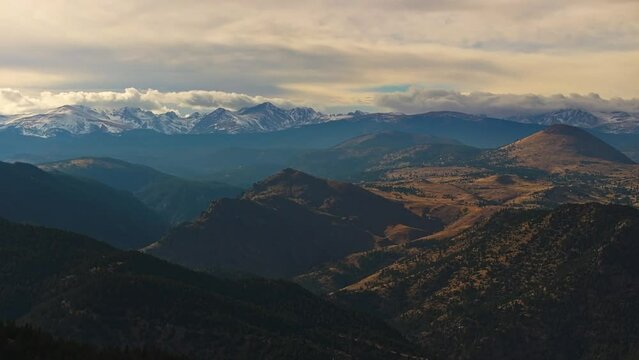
[[3, 105, 128, 137], [190, 102, 330, 134], [190, 108, 240, 134], [237, 102, 281, 115], [512, 109, 603, 128], [0, 102, 335, 137], [107, 107, 192, 134], [510, 108, 639, 133]]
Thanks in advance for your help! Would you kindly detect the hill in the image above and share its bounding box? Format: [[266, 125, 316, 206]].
[[292, 131, 463, 179], [371, 143, 483, 170], [40, 157, 241, 224], [331, 203, 639, 360], [333, 131, 460, 150], [488, 124, 634, 172], [0, 218, 420, 359], [145, 169, 441, 277], [0, 161, 166, 249]]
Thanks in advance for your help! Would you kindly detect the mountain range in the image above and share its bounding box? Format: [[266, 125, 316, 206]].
[[0, 103, 341, 137], [1, 104, 638, 139]]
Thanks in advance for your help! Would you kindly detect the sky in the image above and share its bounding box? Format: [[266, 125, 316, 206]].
[[0, 0, 638, 115]]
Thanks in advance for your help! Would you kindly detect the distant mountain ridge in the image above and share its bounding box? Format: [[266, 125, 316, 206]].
[[2, 104, 638, 138], [0, 161, 167, 248], [510, 108, 639, 133]]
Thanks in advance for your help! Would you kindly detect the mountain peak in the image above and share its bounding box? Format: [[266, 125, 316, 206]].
[[512, 108, 603, 128], [246, 168, 324, 197], [52, 104, 98, 115], [498, 124, 635, 169], [211, 107, 232, 114], [238, 102, 281, 114]]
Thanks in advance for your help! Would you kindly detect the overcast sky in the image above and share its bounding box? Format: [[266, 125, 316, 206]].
[[1, 0, 638, 115]]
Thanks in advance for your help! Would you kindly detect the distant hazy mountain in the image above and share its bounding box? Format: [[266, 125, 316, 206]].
[[3, 110, 638, 181], [0, 161, 167, 249], [510, 108, 639, 133], [331, 203, 639, 360], [0, 103, 341, 137], [145, 169, 441, 277], [3, 105, 638, 139], [0, 218, 418, 359], [292, 131, 476, 179], [40, 157, 242, 224]]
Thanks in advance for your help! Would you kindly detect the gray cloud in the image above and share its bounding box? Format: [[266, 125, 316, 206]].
[[375, 88, 639, 116]]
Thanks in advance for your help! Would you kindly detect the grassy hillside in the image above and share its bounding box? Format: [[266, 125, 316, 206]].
[[332, 203, 639, 360]]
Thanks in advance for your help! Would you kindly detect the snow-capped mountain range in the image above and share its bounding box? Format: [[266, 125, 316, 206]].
[[0, 104, 637, 137], [0, 103, 347, 137], [509, 109, 639, 133]]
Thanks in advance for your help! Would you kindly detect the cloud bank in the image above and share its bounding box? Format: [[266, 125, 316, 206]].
[[0, 88, 296, 115], [375, 89, 639, 117], [2, 87, 639, 118]]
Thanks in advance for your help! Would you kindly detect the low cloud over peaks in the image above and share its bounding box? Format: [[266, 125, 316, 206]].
[[0, 88, 296, 115], [375, 89, 639, 117]]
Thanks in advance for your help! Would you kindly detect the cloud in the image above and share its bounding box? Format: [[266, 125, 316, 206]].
[[0, 0, 637, 106], [0, 88, 296, 115], [375, 88, 639, 116], [3, 87, 639, 118]]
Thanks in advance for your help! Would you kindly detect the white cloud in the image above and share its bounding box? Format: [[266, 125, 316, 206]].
[[0, 88, 296, 115], [375, 88, 639, 116]]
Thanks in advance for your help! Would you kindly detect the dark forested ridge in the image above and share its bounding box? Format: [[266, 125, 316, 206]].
[[0, 218, 420, 359], [0, 161, 167, 249], [0, 322, 181, 360], [40, 157, 242, 224]]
